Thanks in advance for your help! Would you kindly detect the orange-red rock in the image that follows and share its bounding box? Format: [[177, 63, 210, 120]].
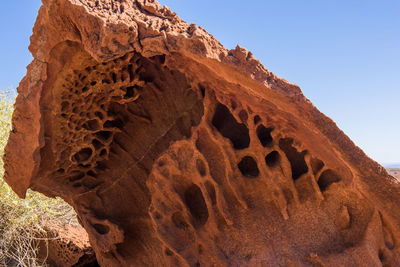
[[4, 0, 400, 266], [37, 222, 96, 266]]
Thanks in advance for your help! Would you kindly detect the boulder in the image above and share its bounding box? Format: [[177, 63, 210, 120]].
[[37, 222, 97, 266], [4, 0, 400, 265]]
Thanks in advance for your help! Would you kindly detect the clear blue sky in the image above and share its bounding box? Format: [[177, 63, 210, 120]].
[[1, 1, 399, 166]]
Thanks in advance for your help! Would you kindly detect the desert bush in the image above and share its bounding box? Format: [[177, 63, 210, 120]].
[[0, 89, 78, 266]]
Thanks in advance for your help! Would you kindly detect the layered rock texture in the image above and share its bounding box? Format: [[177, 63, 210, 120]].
[[4, 0, 400, 266]]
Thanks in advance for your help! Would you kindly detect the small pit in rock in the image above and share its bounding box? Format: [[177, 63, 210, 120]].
[[279, 138, 308, 180], [256, 124, 273, 147], [318, 169, 341, 192], [73, 148, 93, 163], [184, 184, 209, 227], [265, 151, 280, 168], [212, 103, 250, 150], [238, 156, 260, 178]]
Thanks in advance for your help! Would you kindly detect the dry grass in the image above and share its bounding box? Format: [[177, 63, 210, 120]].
[[0, 89, 78, 266], [0, 183, 79, 266]]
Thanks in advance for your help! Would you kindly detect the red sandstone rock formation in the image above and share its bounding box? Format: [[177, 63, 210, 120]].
[[4, 0, 400, 266], [38, 223, 96, 266]]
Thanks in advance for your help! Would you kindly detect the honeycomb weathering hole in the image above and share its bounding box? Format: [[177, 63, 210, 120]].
[[278, 138, 308, 180], [73, 147, 93, 163], [256, 124, 273, 147], [318, 169, 341, 192], [238, 156, 260, 178], [239, 110, 248, 123], [310, 157, 325, 175], [211, 103, 250, 150], [184, 184, 209, 227], [93, 223, 110, 235], [196, 159, 206, 177], [83, 119, 101, 131], [254, 115, 261, 125], [265, 151, 280, 167]]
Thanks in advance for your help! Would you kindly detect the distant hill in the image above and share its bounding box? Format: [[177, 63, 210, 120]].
[[387, 168, 400, 180]]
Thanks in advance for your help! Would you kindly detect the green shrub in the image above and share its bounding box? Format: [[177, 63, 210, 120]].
[[0, 89, 78, 266]]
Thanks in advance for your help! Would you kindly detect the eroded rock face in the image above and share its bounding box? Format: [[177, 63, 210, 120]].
[[4, 0, 400, 266], [38, 223, 97, 267]]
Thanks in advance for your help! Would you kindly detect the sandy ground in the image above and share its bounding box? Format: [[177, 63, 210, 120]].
[[387, 168, 400, 180]]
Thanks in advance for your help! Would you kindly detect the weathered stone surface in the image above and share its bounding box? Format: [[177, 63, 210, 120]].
[[4, 0, 400, 266], [37, 222, 97, 267]]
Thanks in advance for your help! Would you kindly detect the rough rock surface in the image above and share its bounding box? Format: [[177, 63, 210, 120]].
[[38, 222, 97, 266], [4, 0, 400, 266]]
